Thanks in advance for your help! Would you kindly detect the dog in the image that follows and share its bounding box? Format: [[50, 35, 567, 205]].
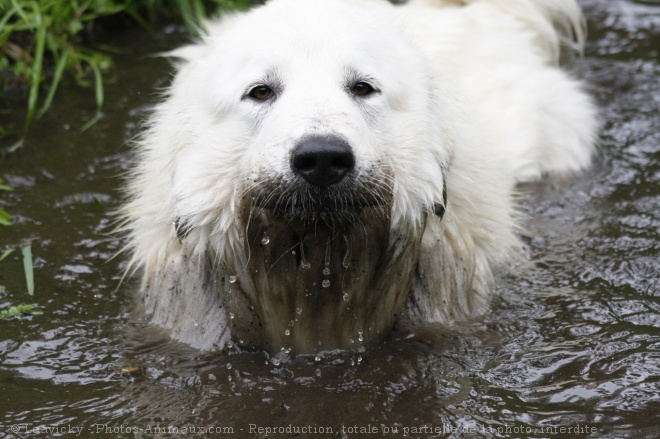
[[119, 0, 598, 355]]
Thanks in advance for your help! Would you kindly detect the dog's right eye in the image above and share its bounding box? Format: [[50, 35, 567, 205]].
[[351, 82, 376, 97], [248, 85, 273, 101]]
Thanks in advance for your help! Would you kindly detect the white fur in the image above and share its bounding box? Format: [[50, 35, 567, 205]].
[[119, 0, 598, 353]]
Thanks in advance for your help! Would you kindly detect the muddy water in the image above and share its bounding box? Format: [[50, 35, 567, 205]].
[[1, 1, 658, 438]]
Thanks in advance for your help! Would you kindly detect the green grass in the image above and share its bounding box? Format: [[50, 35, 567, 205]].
[[0, 177, 11, 225], [0, 245, 37, 319], [0, 303, 41, 319], [0, 208, 11, 225], [0, 0, 253, 141]]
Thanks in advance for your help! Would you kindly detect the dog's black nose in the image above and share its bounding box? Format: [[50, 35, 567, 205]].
[[291, 135, 355, 188]]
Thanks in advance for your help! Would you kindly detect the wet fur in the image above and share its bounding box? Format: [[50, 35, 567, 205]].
[[120, 0, 598, 354]]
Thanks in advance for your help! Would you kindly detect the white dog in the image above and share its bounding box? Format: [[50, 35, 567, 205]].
[[120, 0, 597, 354]]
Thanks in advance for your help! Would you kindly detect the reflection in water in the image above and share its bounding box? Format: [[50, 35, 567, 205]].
[[1, 0, 659, 437]]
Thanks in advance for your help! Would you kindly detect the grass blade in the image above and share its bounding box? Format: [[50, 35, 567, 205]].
[[25, 4, 47, 130], [0, 178, 12, 191], [7, 138, 25, 153], [176, 0, 203, 35], [0, 7, 19, 44], [0, 248, 15, 262], [81, 111, 103, 132], [21, 244, 34, 296], [0, 209, 12, 226], [90, 60, 104, 110], [123, 7, 154, 34], [9, 0, 29, 24], [38, 51, 67, 118]]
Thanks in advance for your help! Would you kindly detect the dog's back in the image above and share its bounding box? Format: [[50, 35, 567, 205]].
[[400, 0, 597, 322]]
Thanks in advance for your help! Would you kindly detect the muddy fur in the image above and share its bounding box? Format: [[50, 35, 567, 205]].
[[119, 0, 598, 354]]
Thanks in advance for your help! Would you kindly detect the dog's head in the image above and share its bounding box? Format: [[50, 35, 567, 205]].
[[167, 0, 451, 240]]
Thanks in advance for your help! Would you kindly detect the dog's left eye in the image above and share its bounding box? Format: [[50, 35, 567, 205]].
[[351, 82, 376, 97], [248, 85, 274, 101]]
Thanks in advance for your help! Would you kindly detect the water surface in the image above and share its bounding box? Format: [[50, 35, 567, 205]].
[[1, 1, 658, 437]]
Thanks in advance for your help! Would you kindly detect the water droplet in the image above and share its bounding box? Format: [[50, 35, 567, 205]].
[[284, 329, 291, 336], [292, 250, 296, 255], [228, 275, 237, 284], [272, 359, 280, 366], [314, 355, 321, 362], [226, 363, 232, 370], [288, 319, 295, 327], [322, 279, 330, 288], [324, 242, 331, 271], [261, 235, 270, 245], [343, 292, 350, 301], [342, 235, 351, 268], [315, 368, 322, 377], [322, 267, 331, 276], [298, 242, 310, 270], [193, 320, 199, 327], [296, 307, 303, 315], [358, 329, 364, 342], [228, 312, 235, 320]]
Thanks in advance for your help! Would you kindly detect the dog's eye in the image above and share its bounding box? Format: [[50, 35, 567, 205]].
[[351, 82, 375, 97], [248, 85, 273, 101]]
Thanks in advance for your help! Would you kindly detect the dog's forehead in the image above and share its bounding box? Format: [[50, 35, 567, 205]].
[[194, 0, 431, 116], [218, 0, 405, 68]]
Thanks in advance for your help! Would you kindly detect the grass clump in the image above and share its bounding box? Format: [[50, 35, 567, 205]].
[[0, 245, 38, 320], [0, 303, 41, 319], [2, 0, 122, 130], [0, 0, 253, 139]]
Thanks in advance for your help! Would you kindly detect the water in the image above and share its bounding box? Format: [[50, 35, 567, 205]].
[[1, 1, 658, 437]]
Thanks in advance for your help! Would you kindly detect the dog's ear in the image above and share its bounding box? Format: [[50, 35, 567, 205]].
[[160, 40, 216, 68], [160, 12, 244, 64], [432, 181, 447, 221]]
